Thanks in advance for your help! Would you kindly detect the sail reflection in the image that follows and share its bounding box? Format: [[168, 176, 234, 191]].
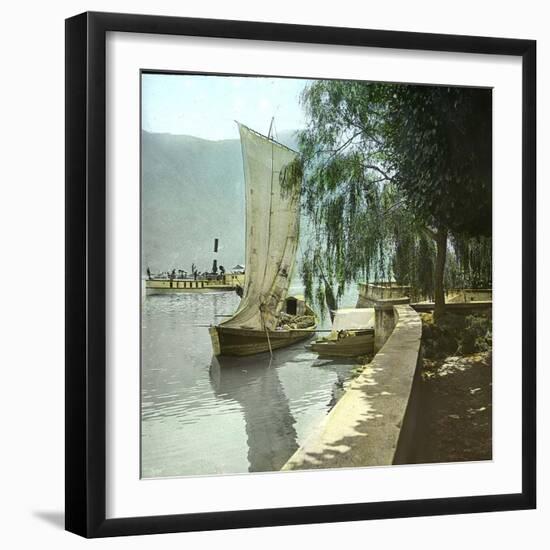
[[210, 354, 299, 472], [141, 292, 360, 478]]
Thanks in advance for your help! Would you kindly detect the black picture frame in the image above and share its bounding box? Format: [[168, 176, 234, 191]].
[[65, 11, 536, 538]]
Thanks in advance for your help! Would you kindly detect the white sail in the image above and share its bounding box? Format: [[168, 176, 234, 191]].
[[222, 123, 300, 331]]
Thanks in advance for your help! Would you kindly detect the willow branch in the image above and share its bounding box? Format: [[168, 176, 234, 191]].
[[383, 198, 407, 215], [423, 225, 437, 241], [363, 164, 394, 182], [301, 130, 363, 164]]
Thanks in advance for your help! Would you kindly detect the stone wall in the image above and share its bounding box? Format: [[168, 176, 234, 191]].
[[357, 283, 411, 308], [446, 288, 492, 303], [357, 283, 492, 307], [282, 304, 422, 471], [373, 297, 410, 352], [413, 301, 492, 314]]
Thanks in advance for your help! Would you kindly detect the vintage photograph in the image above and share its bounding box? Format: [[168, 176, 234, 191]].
[[140, 72, 492, 479]]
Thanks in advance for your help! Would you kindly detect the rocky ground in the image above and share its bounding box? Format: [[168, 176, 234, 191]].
[[413, 312, 492, 464]]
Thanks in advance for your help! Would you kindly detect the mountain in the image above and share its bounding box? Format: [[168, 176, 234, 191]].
[[141, 129, 299, 274]]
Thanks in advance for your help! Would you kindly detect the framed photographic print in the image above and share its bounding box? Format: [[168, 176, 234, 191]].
[[65, 11, 536, 538]]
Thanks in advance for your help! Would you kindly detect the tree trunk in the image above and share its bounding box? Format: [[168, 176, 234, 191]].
[[433, 227, 448, 322]]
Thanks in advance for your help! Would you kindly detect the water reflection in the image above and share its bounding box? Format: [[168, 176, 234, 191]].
[[210, 354, 299, 471], [141, 288, 360, 478]]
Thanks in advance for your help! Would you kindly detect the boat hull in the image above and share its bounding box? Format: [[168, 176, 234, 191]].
[[210, 325, 316, 357], [210, 304, 317, 357], [145, 274, 244, 295], [310, 331, 374, 358], [146, 285, 235, 295]]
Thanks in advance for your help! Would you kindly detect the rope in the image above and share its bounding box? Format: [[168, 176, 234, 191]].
[[259, 301, 273, 359]]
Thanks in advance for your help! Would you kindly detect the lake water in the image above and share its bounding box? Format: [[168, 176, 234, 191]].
[[141, 285, 359, 478]]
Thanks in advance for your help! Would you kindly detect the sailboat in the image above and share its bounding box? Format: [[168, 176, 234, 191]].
[[209, 123, 317, 357]]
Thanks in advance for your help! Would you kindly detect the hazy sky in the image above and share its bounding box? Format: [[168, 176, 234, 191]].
[[142, 73, 309, 141]]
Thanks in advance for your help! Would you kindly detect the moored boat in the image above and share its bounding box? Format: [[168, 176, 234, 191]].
[[310, 308, 375, 358], [209, 123, 316, 357], [145, 273, 245, 294], [210, 297, 317, 356]]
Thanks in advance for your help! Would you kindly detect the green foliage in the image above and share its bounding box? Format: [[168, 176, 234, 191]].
[[450, 235, 492, 288], [384, 85, 492, 236], [392, 227, 415, 285], [391, 228, 435, 301], [280, 156, 303, 199], [421, 312, 492, 359], [296, 79, 492, 312], [458, 315, 493, 355], [417, 234, 436, 300]]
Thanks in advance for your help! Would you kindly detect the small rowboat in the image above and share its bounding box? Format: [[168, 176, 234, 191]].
[[310, 308, 374, 358], [310, 329, 374, 357]]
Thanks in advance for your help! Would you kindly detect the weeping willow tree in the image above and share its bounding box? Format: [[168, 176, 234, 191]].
[[448, 235, 492, 289], [294, 80, 492, 320], [297, 162, 405, 320], [392, 229, 436, 302], [393, 231, 492, 301]]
